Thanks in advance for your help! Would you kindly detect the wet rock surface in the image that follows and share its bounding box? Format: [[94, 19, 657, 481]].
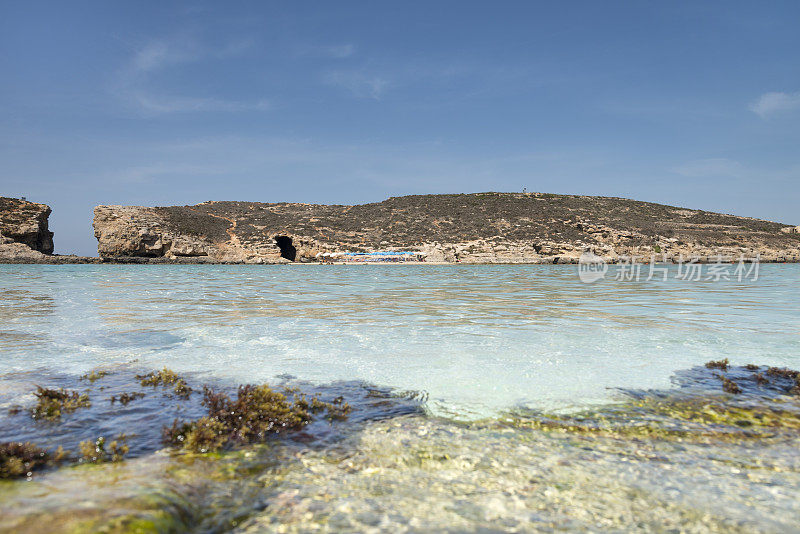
[[1, 364, 800, 532], [0, 365, 423, 474]]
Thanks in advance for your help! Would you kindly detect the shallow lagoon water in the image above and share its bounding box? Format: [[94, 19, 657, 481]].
[[2, 264, 799, 416], [1, 264, 800, 532]]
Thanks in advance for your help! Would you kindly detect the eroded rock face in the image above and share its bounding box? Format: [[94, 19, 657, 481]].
[[92, 205, 284, 263], [92, 194, 800, 264], [0, 242, 47, 261], [94, 206, 212, 259], [0, 197, 54, 254]]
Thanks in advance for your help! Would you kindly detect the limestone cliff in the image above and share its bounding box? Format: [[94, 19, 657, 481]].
[[92, 193, 800, 264], [0, 197, 54, 259]]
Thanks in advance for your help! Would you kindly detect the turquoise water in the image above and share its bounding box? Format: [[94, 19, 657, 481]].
[[2, 264, 800, 532], [2, 264, 799, 417]]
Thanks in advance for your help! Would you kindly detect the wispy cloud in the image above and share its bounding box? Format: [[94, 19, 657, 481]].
[[116, 34, 266, 115], [80, 135, 623, 199], [130, 39, 199, 74], [134, 94, 270, 114], [128, 35, 255, 75], [323, 70, 388, 100], [319, 59, 555, 105], [749, 91, 800, 118]]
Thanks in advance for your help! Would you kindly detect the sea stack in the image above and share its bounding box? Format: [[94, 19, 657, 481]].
[[0, 197, 54, 261]]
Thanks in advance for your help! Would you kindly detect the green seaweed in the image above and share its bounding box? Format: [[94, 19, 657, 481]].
[[136, 368, 193, 399], [322, 395, 352, 421], [164, 417, 228, 453], [295, 393, 352, 421], [766, 367, 799, 380], [137, 368, 181, 386], [31, 386, 91, 420], [79, 435, 130, 463], [172, 380, 192, 399], [764, 367, 800, 395], [80, 369, 111, 383], [506, 364, 800, 441], [716, 374, 742, 394], [507, 395, 800, 441], [110, 392, 146, 405], [86, 513, 186, 534], [705, 358, 729, 371], [205, 384, 313, 442], [0, 442, 58, 479], [163, 384, 350, 453]]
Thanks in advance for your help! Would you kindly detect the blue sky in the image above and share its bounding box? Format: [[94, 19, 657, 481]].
[[1, 1, 799, 255]]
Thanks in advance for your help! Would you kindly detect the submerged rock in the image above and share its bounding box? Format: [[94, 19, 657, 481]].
[[506, 363, 800, 440], [136, 367, 193, 398], [109, 392, 145, 405], [2, 363, 800, 532], [0, 367, 386, 480], [30, 386, 91, 421], [164, 383, 352, 453]]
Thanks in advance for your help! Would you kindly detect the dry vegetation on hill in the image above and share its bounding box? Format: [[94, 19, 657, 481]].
[[92, 193, 800, 263]]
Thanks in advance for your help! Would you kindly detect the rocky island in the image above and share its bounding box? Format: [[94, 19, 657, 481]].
[[91, 193, 800, 264], [2, 193, 799, 264]]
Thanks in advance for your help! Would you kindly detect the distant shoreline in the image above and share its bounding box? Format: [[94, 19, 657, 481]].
[[4, 194, 800, 267], [1, 257, 796, 266]]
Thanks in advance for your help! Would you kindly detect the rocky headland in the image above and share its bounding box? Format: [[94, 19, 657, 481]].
[[0, 197, 57, 262], [91, 193, 800, 264], [0, 197, 97, 263], [3, 193, 799, 264], [0, 197, 53, 252]]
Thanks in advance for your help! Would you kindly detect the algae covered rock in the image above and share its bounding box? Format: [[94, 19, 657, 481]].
[[0, 442, 53, 478], [31, 386, 91, 421], [164, 383, 350, 453]]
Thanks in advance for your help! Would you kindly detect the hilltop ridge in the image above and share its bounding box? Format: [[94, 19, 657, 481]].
[[91, 192, 800, 263]]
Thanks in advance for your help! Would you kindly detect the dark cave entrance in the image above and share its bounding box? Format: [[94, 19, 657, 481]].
[[275, 235, 297, 261]]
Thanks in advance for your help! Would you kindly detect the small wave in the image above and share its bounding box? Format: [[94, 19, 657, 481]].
[[75, 330, 185, 351]]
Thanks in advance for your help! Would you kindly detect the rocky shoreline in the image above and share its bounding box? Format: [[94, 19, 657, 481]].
[[2, 194, 800, 264], [3, 256, 798, 266], [3, 360, 800, 531]]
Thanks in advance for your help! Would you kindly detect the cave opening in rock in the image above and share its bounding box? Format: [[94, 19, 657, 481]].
[[275, 235, 297, 261]]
